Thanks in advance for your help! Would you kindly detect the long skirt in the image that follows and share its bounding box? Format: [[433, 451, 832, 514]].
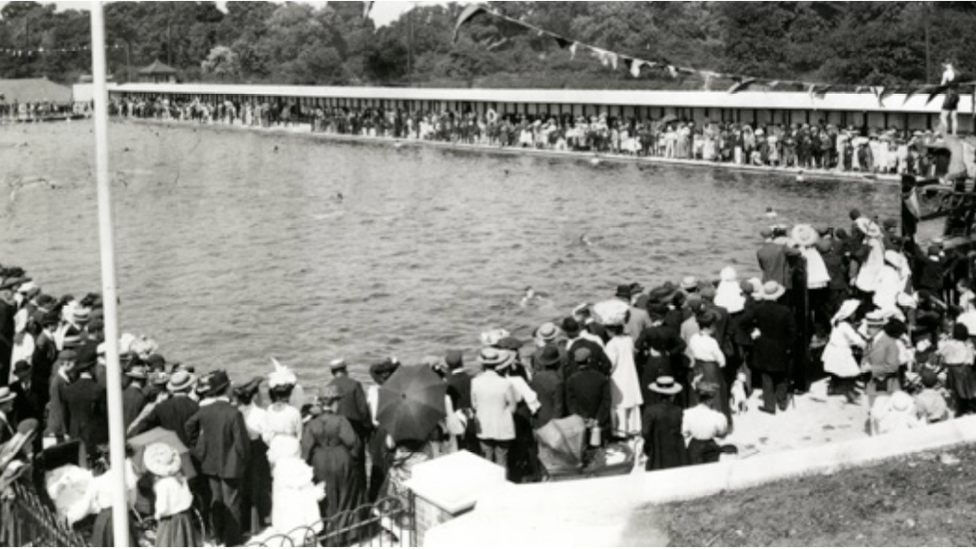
[[156, 510, 200, 548], [693, 360, 731, 423], [687, 438, 722, 465]]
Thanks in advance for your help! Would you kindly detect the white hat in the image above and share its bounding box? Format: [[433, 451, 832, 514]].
[[144, 443, 181, 477]]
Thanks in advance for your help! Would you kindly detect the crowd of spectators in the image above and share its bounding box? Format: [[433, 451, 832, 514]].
[[110, 95, 948, 177], [0, 100, 81, 121]]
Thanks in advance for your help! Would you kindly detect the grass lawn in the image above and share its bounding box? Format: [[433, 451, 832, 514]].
[[658, 445, 976, 547]]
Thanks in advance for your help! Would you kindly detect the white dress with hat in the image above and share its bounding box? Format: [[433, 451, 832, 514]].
[[822, 321, 865, 379], [855, 238, 885, 293], [605, 335, 643, 436]]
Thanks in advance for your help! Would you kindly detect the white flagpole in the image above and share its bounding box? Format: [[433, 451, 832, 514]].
[[89, 2, 130, 546]]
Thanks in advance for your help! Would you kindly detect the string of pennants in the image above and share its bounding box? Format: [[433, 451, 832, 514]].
[[453, 4, 975, 107], [0, 44, 125, 56]]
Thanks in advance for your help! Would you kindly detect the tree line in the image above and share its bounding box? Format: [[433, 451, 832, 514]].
[[1, 1, 975, 90]]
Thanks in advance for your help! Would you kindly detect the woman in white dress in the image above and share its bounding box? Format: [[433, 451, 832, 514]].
[[604, 323, 643, 438], [262, 362, 303, 464], [822, 300, 866, 404], [873, 250, 911, 314], [266, 436, 323, 545]]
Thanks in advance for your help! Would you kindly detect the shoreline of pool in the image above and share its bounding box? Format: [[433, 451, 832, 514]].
[[113, 117, 901, 186]]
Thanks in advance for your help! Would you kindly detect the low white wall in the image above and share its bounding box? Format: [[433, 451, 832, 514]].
[[424, 416, 976, 547]]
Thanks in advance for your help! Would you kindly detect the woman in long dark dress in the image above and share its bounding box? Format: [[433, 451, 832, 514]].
[[641, 377, 690, 471], [301, 386, 364, 540]]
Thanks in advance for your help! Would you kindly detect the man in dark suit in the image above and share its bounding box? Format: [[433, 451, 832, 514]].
[[61, 347, 108, 458], [563, 317, 611, 379], [738, 281, 797, 414], [186, 371, 250, 547], [0, 278, 21, 388], [30, 311, 60, 407], [635, 304, 689, 409], [121, 366, 148, 433], [757, 228, 801, 289], [564, 348, 611, 434], [130, 370, 200, 446], [9, 360, 43, 424], [443, 351, 479, 455], [529, 347, 564, 429], [327, 359, 371, 441]]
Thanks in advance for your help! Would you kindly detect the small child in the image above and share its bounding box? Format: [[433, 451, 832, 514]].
[[144, 443, 199, 548], [914, 368, 949, 424]]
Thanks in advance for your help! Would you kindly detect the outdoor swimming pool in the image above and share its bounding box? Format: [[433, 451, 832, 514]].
[[0, 120, 898, 384]]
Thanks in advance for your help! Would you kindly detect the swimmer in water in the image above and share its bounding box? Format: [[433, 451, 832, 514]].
[[520, 286, 537, 307], [578, 233, 593, 246], [335, 192, 344, 202], [764, 207, 778, 219]]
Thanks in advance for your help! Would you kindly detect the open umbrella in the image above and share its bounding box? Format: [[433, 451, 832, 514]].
[[127, 427, 196, 479], [376, 365, 446, 444], [535, 415, 586, 476]]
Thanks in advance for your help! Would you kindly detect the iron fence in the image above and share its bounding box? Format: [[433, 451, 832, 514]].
[[247, 495, 415, 547], [0, 477, 91, 547]]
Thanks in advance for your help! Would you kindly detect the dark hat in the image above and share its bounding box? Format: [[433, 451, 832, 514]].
[[146, 353, 166, 371], [496, 336, 524, 351], [883, 218, 898, 230], [628, 282, 645, 295], [699, 283, 717, 302], [36, 294, 57, 309], [883, 319, 908, 339], [615, 284, 633, 299], [87, 318, 104, 333], [204, 370, 231, 396], [0, 276, 31, 291], [739, 279, 755, 295], [927, 245, 942, 257], [234, 376, 263, 399], [647, 302, 669, 317], [537, 346, 562, 370], [648, 282, 679, 304], [561, 317, 581, 336], [369, 358, 400, 385], [849, 208, 861, 220], [74, 341, 99, 372], [56, 349, 78, 364], [445, 350, 464, 371], [13, 360, 30, 375], [126, 365, 148, 380]]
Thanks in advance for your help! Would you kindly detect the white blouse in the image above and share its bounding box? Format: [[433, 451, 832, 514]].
[[688, 333, 726, 367]]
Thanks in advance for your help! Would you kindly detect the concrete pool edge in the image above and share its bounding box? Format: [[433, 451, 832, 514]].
[[114, 117, 900, 186]]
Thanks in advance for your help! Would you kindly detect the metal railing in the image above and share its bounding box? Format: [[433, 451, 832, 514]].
[[247, 495, 415, 547], [0, 478, 91, 547]]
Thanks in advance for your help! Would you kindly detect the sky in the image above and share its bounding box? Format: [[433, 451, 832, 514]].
[[2, 1, 462, 27]]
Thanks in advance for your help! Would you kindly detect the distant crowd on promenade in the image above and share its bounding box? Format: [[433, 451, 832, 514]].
[[110, 95, 947, 177], [0, 99, 85, 121]]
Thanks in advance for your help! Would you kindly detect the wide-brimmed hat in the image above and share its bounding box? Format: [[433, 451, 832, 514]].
[[234, 376, 263, 400], [832, 299, 861, 325], [561, 317, 581, 337], [329, 358, 348, 372], [144, 442, 182, 477], [649, 376, 682, 395], [0, 276, 31, 292], [0, 387, 15, 405], [537, 346, 562, 370], [791, 224, 819, 247], [762, 281, 786, 301], [478, 348, 514, 370], [680, 276, 699, 292], [12, 360, 30, 376], [535, 322, 559, 342], [166, 370, 196, 393], [889, 391, 914, 413], [204, 370, 231, 396], [648, 282, 680, 304], [15, 281, 39, 297], [614, 284, 633, 299], [126, 366, 148, 380]]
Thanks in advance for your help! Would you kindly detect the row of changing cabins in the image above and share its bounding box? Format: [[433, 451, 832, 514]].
[[100, 82, 976, 134]]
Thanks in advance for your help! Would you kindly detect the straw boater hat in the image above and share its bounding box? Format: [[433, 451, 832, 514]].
[[0, 387, 15, 405], [791, 224, 819, 248], [166, 370, 196, 393], [478, 348, 514, 370], [535, 322, 559, 342], [680, 276, 699, 292], [762, 281, 786, 301], [649, 376, 682, 396], [864, 310, 887, 327], [144, 442, 182, 477]]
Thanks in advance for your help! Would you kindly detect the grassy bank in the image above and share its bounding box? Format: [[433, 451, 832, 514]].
[[660, 445, 976, 547]]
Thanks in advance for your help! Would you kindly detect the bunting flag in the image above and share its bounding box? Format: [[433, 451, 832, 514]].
[[728, 77, 757, 94], [629, 59, 644, 79], [363, 1, 375, 19], [453, 5, 487, 43], [451, 4, 976, 104]]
